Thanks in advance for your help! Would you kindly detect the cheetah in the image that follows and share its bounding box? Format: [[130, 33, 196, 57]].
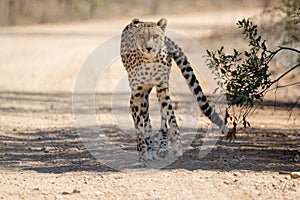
[[120, 18, 228, 162]]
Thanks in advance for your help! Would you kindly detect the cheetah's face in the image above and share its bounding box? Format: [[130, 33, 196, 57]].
[[133, 18, 167, 59]]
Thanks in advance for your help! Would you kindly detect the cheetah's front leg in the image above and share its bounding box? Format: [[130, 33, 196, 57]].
[[141, 88, 155, 160], [130, 93, 147, 162]]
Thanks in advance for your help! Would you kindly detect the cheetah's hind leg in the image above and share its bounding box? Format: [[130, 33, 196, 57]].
[[168, 123, 183, 157], [156, 86, 182, 158]]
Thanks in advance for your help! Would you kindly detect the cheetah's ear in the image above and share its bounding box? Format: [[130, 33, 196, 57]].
[[157, 18, 167, 31], [132, 18, 141, 27]]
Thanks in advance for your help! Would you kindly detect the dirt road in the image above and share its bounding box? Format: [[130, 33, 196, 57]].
[[0, 8, 299, 199]]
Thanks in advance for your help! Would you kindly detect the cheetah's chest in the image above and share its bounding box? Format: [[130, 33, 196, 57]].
[[128, 62, 171, 91]]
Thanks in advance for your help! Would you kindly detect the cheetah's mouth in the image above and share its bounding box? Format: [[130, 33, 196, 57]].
[[141, 49, 158, 60]]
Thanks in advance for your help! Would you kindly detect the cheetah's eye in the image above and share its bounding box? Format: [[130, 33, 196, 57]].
[[139, 34, 145, 39], [153, 34, 160, 39]]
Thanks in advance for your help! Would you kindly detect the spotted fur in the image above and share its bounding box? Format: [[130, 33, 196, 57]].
[[120, 18, 228, 161]]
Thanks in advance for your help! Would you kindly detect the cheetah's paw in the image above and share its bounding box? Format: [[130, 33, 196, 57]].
[[157, 148, 168, 158]]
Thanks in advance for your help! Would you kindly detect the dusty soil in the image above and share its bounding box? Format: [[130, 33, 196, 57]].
[[0, 8, 300, 200]]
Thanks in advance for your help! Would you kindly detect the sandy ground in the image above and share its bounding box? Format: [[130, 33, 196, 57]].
[[0, 8, 300, 200]]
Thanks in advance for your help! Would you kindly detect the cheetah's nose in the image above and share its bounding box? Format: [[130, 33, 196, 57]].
[[146, 47, 152, 52]]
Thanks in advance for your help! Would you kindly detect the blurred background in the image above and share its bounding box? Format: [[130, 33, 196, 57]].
[[0, 0, 271, 26]]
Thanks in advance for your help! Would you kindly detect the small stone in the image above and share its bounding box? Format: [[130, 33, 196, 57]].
[[71, 160, 81, 165], [239, 146, 247, 151], [62, 191, 70, 195], [69, 147, 79, 152], [233, 172, 242, 176], [72, 189, 80, 194], [94, 191, 103, 195], [279, 178, 287, 182], [41, 147, 49, 153], [290, 172, 300, 179], [99, 174, 105, 178]]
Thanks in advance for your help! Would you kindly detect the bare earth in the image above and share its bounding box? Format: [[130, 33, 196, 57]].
[[0, 8, 300, 200]]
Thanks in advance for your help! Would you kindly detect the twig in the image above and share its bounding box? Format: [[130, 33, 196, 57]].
[[266, 46, 300, 63], [270, 63, 300, 85], [267, 81, 300, 92], [278, 46, 300, 54], [287, 96, 300, 122]]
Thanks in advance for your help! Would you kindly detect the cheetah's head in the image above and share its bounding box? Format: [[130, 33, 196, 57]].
[[132, 18, 167, 59]]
